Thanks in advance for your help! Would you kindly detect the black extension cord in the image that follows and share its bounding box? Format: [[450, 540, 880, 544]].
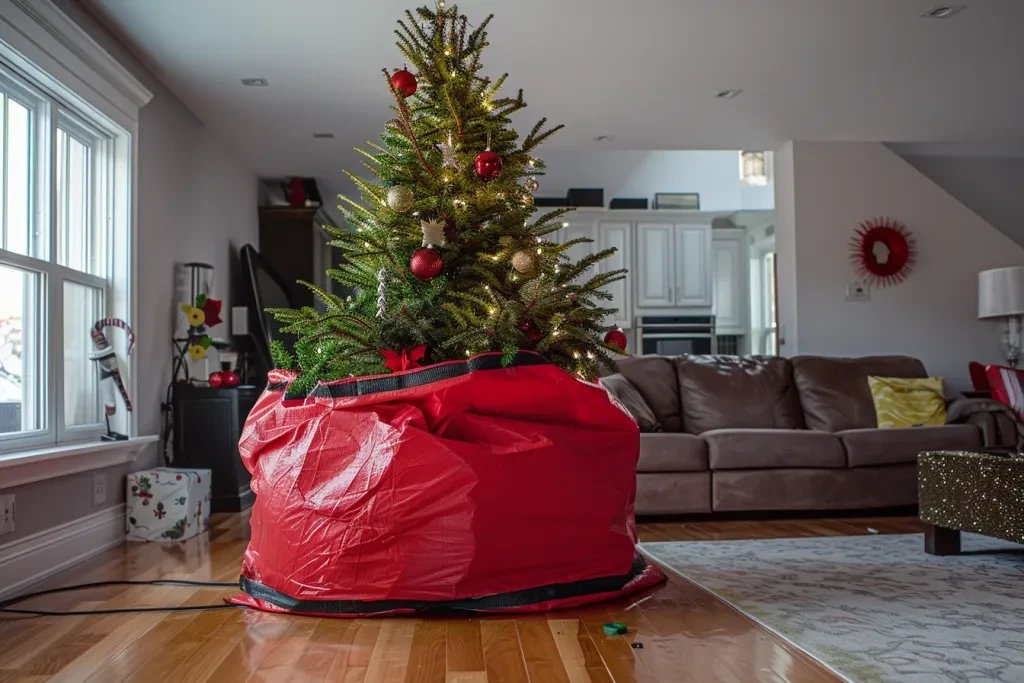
[[0, 579, 242, 616]]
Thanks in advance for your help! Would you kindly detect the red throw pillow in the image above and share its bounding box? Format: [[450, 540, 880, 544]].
[[985, 365, 1024, 420]]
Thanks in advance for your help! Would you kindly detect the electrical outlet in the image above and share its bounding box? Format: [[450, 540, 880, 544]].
[[846, 281, 870, 302], [93, 473, 107, 506], [0, 494, 14, 535]]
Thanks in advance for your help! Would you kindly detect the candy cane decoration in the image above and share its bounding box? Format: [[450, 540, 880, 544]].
[[89, 318, 134, 415], [376, 268, 387, 319]]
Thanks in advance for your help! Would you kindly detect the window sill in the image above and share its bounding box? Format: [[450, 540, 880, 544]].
[[0, 436, 158, 490]]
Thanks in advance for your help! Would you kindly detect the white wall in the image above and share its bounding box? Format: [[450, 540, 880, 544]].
[[775, 141, 1024, 391], [773, 142, 798, 355], [537, 150, 774, 211], [895, 155, 1024, 249], [2, 1, 258, 544]]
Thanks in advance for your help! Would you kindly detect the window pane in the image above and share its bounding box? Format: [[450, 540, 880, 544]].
[[63, 280, 104, 427], [57, 126, 103, 276], [0, 263, 43, 435], [3, 96, 33, 257]]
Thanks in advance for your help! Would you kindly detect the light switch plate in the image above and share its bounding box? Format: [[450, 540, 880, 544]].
[[93, 473, 107, 506], [0, 494, 14, 535], [846, 281, 870, 302]]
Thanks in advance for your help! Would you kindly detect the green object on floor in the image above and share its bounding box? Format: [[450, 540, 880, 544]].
[[603, 622, 627, 636]]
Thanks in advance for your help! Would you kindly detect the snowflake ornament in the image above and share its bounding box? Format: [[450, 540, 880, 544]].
[[421, 218, 447, 246], [439, 134, 461, 171]]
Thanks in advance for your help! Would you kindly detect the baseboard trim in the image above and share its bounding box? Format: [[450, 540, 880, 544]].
[[0, 503, 126, 600]]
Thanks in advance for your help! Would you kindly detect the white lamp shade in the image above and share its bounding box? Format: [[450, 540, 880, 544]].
[[979, 266, 1024, 318]]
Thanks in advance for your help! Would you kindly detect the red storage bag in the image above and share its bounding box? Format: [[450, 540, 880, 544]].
[[229, 351, 664, 616]]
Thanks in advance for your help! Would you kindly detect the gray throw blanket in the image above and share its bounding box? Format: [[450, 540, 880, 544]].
[[947, 397, 1024, 450]]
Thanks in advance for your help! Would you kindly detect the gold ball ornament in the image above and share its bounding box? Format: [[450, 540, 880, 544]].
[[511, 249, 537, 274], [386, 186, 415, 212], [522, 193, 535, 207]]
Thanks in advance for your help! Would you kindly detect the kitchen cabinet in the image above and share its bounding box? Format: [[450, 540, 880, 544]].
[[598, 222, 632, 329], [635, 221, 712, 308], [673, 223, 713, 307], [711, 229, 749, 335], [636, 223, 675, 307]]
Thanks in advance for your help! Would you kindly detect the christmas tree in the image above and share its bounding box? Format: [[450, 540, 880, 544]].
[[270, 1, 627, 395]]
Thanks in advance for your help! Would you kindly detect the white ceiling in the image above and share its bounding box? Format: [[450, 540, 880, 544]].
[[84, 0, 1024, 196]]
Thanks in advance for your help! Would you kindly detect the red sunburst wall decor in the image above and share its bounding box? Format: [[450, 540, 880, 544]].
[[848, 217, 916, 288]]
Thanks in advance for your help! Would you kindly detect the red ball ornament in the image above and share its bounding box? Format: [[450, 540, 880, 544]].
[[208, 371, 223, 388], [604, 329, 628, 351], [410, 247, 443, 281], [519, 318, 544, 342], [391, 68, 417, 97], [222, 370, 240, 387], [474, 150, 503, 181]]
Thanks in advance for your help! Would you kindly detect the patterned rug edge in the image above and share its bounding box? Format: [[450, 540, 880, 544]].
[[637, 542, 858, 683]]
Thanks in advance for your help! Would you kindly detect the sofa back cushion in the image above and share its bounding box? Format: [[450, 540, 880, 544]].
[[615, 356, 683, 432], [792, 355, 927, 432], [674, 355, 804, 434]]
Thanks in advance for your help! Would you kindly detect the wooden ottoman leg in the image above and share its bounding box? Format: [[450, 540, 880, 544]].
[[924, 524, 961, 555]]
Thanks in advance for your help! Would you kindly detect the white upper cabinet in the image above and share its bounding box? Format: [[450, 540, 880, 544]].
[[597, 222, 632, 328], [673, 223, 712, 307], [635, 223, 675, 307], [711, 229, 749, 334]]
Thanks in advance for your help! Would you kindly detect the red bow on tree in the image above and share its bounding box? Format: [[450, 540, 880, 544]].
[[380, 344, 427, 373]]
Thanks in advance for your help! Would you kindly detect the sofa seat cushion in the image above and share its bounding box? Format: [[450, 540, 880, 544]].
[[792, 355, 927, 432], [675, 355, 804, 434], [840, 425, 981, 468], [705, 429, 846, 470], [637, 433, 708, 472], [615, 356, 682, 432]]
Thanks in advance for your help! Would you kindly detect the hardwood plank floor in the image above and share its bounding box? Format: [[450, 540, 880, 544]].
[[0, 512, 921, 682]]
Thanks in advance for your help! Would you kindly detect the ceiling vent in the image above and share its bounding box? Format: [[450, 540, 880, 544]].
[[313, 133, 335, 139], [240, 78, 269, 87], [593, 135, 616, 142], [716, 89, 742, 100], [919, 5, 966, 18]]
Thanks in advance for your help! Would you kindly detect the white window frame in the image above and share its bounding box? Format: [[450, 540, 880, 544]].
[[0, 0, 155, 476]]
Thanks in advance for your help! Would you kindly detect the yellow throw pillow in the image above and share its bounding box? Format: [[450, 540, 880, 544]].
[[868, 376, 946, 428]]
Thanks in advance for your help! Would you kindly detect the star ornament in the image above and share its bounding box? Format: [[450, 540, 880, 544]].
[[439, 135, 461, 171], [421, 217, 447, 246]]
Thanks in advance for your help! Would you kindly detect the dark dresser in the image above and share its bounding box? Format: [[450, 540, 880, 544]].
[[172, 384, 259, 512]]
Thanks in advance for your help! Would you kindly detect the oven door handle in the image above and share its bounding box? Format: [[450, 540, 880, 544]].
[[636, 324, 715, 330], [641, 333, 714, 339]]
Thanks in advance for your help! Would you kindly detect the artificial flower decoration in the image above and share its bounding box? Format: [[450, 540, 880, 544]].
[[181, 304, 205, 328], [189, 344, 207, 360], [201, 297, 223, 327]]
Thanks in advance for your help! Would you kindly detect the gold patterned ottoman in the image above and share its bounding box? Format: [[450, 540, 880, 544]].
[[918, 451, 1024, 555]]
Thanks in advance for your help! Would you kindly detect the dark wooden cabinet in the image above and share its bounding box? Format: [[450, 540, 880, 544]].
[[172, 384, 259, 512]]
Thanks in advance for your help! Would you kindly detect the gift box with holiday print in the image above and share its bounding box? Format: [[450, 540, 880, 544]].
[[126, 467, 212, 542]]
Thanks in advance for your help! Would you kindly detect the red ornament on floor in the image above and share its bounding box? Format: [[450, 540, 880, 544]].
[[474, 150, 503, 180], [391, 68, 417, 97], [222, 370, 240, 387], [410, 247, 443, 281], [604, 329, 628, 350], [208, 371, 223, 388]]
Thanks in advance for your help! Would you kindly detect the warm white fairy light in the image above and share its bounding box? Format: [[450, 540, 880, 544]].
[[536, 237, 542, 243], [465, 350, 471, 357], [443, 175, 451, 183], [484, 285, 491, 290], [364, 242, 370, 248], [489, 308, 496, 314], [445, 47, 453, 56], [573, 352, 580, 359], [562, 222, 569, 228], [511, 274, 518, 281], [413, 211, 420, 216], [587, 352, 595, 359], [528, 159, 535, 167], [536, 248, 542, 255], [554, 266, 560, 273]]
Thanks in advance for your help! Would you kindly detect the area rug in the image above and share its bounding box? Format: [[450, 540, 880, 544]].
[[640, 533, 1024, 683]]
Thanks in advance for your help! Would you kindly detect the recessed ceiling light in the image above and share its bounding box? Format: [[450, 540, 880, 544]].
[[313, 132, 335, 139], [240, 78, 268, 87], [716, 89, 742, 100], [593, 135, 616, 142], [919, 5, 966, 18]]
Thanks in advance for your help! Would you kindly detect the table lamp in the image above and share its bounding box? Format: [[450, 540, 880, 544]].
[[978, 266, 1024, 367]]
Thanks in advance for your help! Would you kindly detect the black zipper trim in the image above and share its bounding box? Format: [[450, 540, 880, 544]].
[[270, 351, 551, 400], [239, 555, 650, 615]]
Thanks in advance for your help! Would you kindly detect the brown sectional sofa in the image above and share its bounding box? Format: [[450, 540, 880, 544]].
[[603, 354, 1001, 515]]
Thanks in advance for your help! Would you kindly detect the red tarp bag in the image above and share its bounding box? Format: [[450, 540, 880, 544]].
[[229, 351, 664, 616]]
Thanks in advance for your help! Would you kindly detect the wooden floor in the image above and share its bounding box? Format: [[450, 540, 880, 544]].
[[0, 512, 922, 683]]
